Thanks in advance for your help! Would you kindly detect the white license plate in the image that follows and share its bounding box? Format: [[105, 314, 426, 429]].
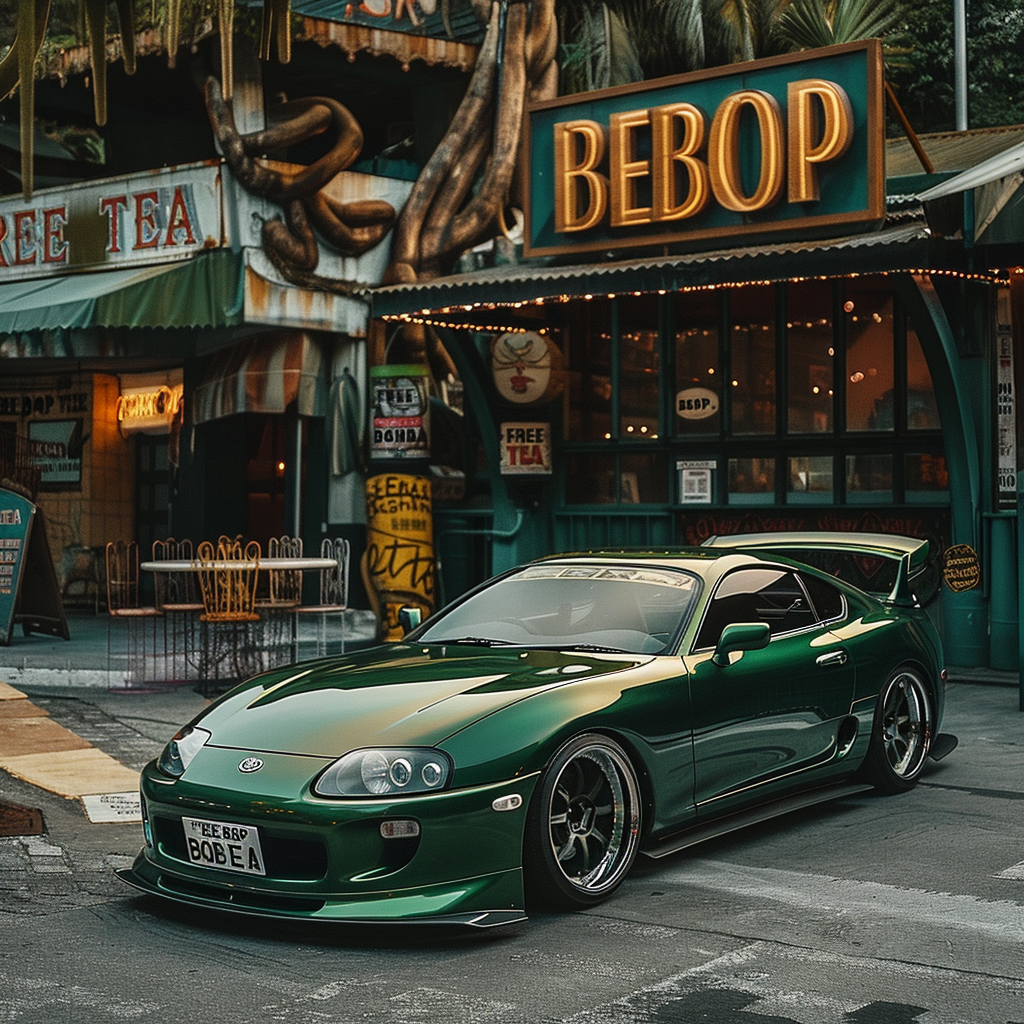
[[182, 816, 266, 876]]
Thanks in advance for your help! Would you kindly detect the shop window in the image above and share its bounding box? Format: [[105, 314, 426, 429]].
[[846, 453, 892, 502], [566, 451, 668, 504], [730, 286, 776, 435], [566, 301, 612, 441], [674, 291, 720, 436], [788, 455, 833, 503], [560, 276, 947, 510], [787, 281, 834, 434], [728, 457, 774, 504], [905, 453, 949, 501], [567, 453, 616, 504], [620, 452, 669, 503], [906, 323, 941, 430], [618, 295, 660, 441], [844, 280, 894, 431]]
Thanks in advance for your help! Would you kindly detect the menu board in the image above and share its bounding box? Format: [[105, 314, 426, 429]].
[[0, 488, 33, 644], [0, 486, 68, 645]]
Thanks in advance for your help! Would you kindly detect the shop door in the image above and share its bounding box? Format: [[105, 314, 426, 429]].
[[135, 436, 171, 602], [246, 415, 292, 546]]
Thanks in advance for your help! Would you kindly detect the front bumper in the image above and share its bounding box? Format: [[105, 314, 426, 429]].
[[122, 754, 537, 926]]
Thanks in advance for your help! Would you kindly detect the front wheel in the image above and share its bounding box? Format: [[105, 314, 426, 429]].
[[862, 666, 934, 794], [524, 734, 642, 910]]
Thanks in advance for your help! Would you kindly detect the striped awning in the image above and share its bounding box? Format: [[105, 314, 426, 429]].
[[192, 332, 326, 425]]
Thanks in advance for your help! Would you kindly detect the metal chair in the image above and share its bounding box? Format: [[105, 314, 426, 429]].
[[195, 537, 262, 694], [255, 536, 303, 669], [105, 540, 163, 692], [151, 537, 204, 683], [295, 537, 350, 659]]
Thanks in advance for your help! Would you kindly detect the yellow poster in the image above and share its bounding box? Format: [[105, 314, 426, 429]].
[[364, 474, 434, 641]]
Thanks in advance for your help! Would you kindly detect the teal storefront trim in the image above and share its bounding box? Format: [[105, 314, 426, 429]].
[[894, 275, 989, 667]]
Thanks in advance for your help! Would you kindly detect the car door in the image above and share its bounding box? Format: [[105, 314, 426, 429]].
[[684, 566, 855, 811]]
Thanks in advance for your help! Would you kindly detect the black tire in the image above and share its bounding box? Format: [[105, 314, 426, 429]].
[[524, 733, 642, 910], [862, 666, 934, 794]]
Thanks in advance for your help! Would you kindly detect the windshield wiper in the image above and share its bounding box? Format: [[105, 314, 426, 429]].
[[433, 636, 516, 647], [529, 642, 631, 654]]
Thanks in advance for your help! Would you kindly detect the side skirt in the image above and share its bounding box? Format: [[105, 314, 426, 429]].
[[641, 782, 874, 860]]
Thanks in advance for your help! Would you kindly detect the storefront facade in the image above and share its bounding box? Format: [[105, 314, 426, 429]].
[[371, 42, 1024, 672]]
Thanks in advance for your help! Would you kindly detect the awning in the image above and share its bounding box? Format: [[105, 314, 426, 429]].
[[369, 221, 958, 325], [0, 249, 244, 334], [192, 332, 327, 425]]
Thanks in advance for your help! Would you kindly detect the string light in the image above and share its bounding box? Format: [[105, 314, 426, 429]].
[[379, 268, 1010, 333]]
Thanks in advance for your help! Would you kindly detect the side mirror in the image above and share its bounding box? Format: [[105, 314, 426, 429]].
[[398, 606, 423, 635], [712, 622, 770, 667]]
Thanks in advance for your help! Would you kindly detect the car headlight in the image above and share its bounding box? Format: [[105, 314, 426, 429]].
[[157, 725, 211, 778], [314, 748, 452, 798]]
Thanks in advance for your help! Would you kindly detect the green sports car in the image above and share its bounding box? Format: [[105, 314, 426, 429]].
[[118, 532, 957, 928]]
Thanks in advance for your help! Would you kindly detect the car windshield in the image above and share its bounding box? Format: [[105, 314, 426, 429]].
[[418, 564, 699, 655]]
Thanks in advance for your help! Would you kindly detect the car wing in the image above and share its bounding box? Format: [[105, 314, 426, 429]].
[[701, 531, 930, 607]]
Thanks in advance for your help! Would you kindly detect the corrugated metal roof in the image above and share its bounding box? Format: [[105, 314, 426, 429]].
[[370, 221, 944, 317], [887, 126, 1024, 177]]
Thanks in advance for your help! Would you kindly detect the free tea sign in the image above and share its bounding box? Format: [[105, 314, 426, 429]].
[[524, 40, 884, 257]]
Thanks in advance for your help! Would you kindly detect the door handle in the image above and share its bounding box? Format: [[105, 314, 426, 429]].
[[815, 649, 848, 668]]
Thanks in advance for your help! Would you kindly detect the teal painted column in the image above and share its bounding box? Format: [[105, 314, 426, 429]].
[[896, 276, 986, 666], [1018, 477, 1024, 708], [986, 513, 1018, 671], [939, 588, 989, 667]]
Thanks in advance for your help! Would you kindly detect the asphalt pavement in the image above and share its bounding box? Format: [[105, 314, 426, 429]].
[[2, 613, 1023, 1024]]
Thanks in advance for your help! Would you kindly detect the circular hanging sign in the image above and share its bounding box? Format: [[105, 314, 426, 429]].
[[492, 332, 564, 404], [676, 387, 720, 420], [942, 543, 981, 592]]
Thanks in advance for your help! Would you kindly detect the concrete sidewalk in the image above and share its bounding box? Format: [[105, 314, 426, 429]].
[[0, 606, 380, 690]]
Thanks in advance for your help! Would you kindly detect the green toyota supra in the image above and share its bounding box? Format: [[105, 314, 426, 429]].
[[118, 532, 957, 928]]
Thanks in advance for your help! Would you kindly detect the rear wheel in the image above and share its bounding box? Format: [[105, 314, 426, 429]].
[[862, 666, 934, 794], [524, 734, 642, 910]]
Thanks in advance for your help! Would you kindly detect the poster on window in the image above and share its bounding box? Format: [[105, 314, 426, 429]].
[[677, 460, 715, 504], [369, 366, 430, 460], [996, 287, 1015, 508], [28, 420, 86, 490]]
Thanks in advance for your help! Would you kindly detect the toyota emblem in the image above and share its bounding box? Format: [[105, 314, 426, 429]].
[[238, 757, 264, 773]]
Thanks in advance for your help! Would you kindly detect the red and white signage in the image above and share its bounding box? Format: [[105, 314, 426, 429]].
[[0, 161, 224, 281], [500, 422, 552, 475]]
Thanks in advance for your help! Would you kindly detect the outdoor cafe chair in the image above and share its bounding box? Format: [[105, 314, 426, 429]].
[[295, 537, 350, 659], [151, 537, 204, 683], [195, 537, 262, 693], [255, 535, 304, 668], [104, 539, 163, 692]]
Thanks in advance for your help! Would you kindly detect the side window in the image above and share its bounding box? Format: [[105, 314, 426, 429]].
[[696, 568, 817, 649], [800, 572, 846, 624]]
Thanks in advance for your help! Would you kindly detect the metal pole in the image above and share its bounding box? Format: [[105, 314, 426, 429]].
[[954, 0, 968, 131]]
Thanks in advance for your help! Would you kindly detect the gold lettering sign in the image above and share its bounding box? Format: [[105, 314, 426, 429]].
[[548, 77, 858, 234], [553, 120, 608, 233], [651, 103, 711, 222], [708, 89, 785, 214], [788, 79, 854, 203], [609, 109, 652, 227]]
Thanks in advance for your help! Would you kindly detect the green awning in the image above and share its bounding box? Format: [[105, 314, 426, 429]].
[[0, 249, 244, 334]]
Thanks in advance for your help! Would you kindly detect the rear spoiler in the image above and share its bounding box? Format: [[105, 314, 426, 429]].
[[701, 532, 930, 607]]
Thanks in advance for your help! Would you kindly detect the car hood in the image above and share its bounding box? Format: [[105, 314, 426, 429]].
[[197, 643, 650, 757]]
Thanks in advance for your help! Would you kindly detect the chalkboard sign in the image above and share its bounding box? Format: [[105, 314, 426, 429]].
[[0, 486, 68, 645]]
